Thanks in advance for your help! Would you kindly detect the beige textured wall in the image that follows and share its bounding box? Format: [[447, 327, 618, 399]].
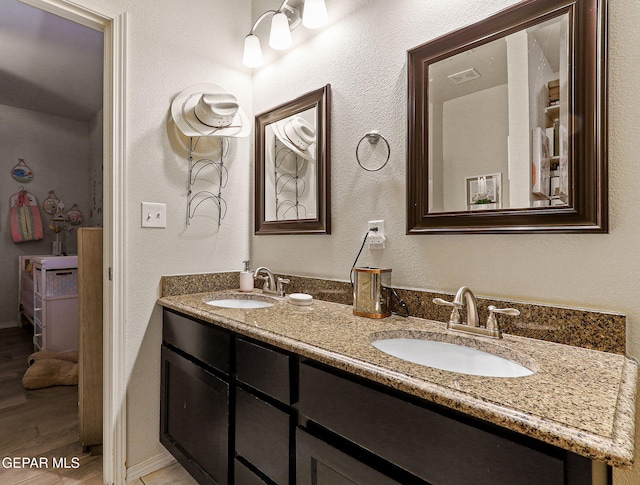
[[101, 0, 253, 469], [250, 1, 640, 482]]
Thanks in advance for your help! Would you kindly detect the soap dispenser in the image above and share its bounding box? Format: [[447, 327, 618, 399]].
[[240, 260, 254, 292]]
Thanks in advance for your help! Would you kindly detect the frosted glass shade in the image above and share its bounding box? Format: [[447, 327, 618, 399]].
[[243, 34, 263, 68], [269, 12, 292, 50], [302, 0, 328, 29]]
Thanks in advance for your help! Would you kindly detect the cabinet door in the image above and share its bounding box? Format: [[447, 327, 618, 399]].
[[161, 345, 229, 485], [297, 429, 401, 485], [235, 388, 290, 485]]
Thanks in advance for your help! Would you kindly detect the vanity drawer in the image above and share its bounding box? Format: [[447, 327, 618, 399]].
[[235, 388, 290, 485], [236, 338, 291, 403], [299, 361, 570, 485], [163, 309, 230, 374]]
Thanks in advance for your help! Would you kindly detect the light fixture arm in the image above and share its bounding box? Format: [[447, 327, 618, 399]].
[[248, 9, 278, 35], [248, 0, 294, 35]]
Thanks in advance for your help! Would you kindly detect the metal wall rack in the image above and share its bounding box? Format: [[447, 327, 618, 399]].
[[274, 143, 307, 220], [186, 136, 229, 227]]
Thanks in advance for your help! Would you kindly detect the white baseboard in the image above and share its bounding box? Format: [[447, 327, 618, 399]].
[[126, 450, 176, 483], [0, 321, 20, 329]]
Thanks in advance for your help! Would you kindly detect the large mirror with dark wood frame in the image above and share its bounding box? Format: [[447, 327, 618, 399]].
[[255, 85, 330, 235], [407, 0, 607, 234]]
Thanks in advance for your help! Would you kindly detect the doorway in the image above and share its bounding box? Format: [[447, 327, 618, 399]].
[[0, 0, 104, 477], [1, 0, 126, 483]]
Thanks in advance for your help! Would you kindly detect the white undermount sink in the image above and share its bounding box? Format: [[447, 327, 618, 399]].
[[372, 337, 534, 378], [205, 294, 275, 309]]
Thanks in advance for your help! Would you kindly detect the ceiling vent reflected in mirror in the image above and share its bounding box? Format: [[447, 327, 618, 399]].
[[448, 68, 481, 85]]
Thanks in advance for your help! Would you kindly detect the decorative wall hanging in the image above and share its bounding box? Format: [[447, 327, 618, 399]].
[[10, 189, 44, 243], [11, 159, 34, 183], [42, 190, 61, 215], [171, 83, 249, 227], [66, 203, 84, 225]]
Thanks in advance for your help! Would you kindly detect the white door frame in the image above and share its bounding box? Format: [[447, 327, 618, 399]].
[[18, 1, 128, 483]]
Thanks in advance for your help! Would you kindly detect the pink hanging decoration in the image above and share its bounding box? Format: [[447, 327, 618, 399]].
[[10, 189, 44, 242], [66, 203, 84, 226], [42, 190, 60, 215]]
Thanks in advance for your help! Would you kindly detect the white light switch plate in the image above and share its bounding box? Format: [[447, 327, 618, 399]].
[[141, 202, 166, 228]]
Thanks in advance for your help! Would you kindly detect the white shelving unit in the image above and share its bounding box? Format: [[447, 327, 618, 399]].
[[18, 254, 48, 326], [32, 255, 79, 352]]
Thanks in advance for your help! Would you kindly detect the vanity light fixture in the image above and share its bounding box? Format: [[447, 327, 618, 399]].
[[243, 0, 328, 68]]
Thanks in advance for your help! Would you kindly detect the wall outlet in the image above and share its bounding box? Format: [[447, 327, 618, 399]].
[[141, 202, 167, 228], [367, 220, 385, 249]]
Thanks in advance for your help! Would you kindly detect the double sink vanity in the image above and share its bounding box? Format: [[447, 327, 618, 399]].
[[157, 278, 637, 485], [156, 0, 628, 481]]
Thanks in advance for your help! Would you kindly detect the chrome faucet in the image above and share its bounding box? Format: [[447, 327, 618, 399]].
[[433, 286, 520, 339], [453, 286, 479, 327], [253, 266, 290, 297]]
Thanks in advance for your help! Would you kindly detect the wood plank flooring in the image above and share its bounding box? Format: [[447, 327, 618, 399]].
[[0, 326, 194, 485], [0, 325, 103, 484]]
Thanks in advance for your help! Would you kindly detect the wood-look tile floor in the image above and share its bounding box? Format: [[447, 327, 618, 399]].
[[0, 326, 194, 485]]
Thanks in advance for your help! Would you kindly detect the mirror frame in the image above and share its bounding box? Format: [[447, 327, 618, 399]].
[[255, 85, 331, 235], [407, 0, 607, 234]]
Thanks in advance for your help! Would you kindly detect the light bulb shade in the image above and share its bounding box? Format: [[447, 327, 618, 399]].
[[302, 0, 328, 29], [243, 34, 263, 68], [269, 12, 292, 50]]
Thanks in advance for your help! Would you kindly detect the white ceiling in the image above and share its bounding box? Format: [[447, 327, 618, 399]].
[[0, 0, 103, 122]]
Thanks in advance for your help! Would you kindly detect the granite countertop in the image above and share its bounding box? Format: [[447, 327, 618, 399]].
[[157, 290, 637, 468]]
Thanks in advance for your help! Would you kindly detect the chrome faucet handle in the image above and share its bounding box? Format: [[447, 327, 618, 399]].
[[254, 274, 271, 290], [433, 298, 462, 324], [276, 277, 290, 297], [485, 305, 520, 338]]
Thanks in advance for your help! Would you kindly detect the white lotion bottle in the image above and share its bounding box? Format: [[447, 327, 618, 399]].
[[239, 260, 254, 292]]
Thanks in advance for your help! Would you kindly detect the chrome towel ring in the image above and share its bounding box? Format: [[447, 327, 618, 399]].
[[356, 130, 390, 172]]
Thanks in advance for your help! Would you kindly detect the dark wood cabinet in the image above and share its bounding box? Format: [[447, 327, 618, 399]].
[[161, 309, 602, 485], [160, 345, 229, 485], [235, 388, 291, 485], [236, 338, 292, 404], [298, 360, 594, 485], [234, 459, 271, 485], [235, 337, 295, 485], [297, 429, 402, 485], [163, 308, 230, 373]]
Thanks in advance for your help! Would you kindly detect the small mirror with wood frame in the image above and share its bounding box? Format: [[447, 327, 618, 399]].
[[255, 85, 331, 235]]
